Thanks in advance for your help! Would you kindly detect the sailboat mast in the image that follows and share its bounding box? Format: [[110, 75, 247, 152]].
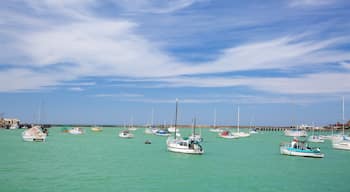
[[174, 98, 178, 139], [214, 108, 217, 128], [151, 108, 154, 127], [237, 106, 240, 133], [343, 96, 345, 135]]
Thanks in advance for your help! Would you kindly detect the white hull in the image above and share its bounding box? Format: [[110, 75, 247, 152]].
[[284, 130, 308, 137], [155, 133, 171, 136], [119, 132, 134, 138], [10, 124, 19, 129], [332, 140, 350, 150], [233, 132, 250, 138], [167, 127, 176, 133], [91, 127, 102, 132], [128, 127, 137, 131], [68, 130, 83, 135], [209, 128, 223, 133], [280, 146, 324, 158], [22, 126, 46, 142], [144, 128, 153, 134], [218, 132, 239, 139], [167, 139, 204, 154], [250, 130, 258, 134]]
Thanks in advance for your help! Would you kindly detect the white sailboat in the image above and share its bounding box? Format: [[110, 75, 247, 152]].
[[232, 106, 250, 138], [332, 97, 350, 150], [284, 126, 308, 137], [167, 99, 204, 154], [308, 124, 324, 143], [128, 116, 137, 131], [22, 125, 47, 142], [188, 118, 203, 142], [145, 108, 158, 134], [209, 109, 223, 133], [119, 123, 134, 138]]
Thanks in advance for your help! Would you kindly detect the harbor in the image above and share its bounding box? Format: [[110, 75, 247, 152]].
[[1, 127, 350, 192]]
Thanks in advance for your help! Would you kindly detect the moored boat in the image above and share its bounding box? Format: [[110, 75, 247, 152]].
[[91, 126, 103, 132], [280, 138, 324, 158], [68, 127, 84, 135], [22, 126, 46, 142], [119, 130, 134, 138]]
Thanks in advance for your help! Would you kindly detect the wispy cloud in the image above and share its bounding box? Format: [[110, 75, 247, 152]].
[[93, 93, 144, 98], [288, 0, 337, 7]]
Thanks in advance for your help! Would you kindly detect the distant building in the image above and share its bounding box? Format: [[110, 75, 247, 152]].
[[0, 118, 20, 128]]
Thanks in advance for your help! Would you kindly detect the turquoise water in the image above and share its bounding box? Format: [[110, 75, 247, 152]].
[[1, 127, 350, 192]]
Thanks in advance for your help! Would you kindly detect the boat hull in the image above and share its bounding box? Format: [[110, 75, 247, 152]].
[[332, 140, 350, 150], [284, 130, 308, 137], [280, 146, 324, 158]]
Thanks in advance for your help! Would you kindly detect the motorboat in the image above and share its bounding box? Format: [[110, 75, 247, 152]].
[[119, 130, 134, 138], [155, 129, 171, 136], [249, 128, 258, 134], [68, 127, 84, 135], [22, 126, 46, 142], [280, 137, 324, 158]]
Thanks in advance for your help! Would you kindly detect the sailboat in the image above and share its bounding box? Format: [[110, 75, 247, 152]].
[[22, 102, 47, 141], [188, 118, 203, 142], [69, 127, 84, 135], [332, 97, 350, 150], [145, 108, 158, 134], [22, 125, 47, 142], [218, 107, 239, 139], [308, 124, 324, 143], [128, 117, 137, 131], [284, 125, 308, 137], [232, 106, 250, 138], [209, 109, 223, 133], [119, 123, 134, 138], [166, 99, 204, 154]]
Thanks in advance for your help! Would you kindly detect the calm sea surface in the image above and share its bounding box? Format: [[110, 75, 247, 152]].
[[1, 127, 350, 192]]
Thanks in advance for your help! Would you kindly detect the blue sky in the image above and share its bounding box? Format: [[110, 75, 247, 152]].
[[1, 0, 350, 126]]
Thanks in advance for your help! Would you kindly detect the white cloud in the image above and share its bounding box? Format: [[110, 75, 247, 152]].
[[289, 0, 337, 7], [68, 87, 84, 91], [112, 0, 203, 14], [1, 0, 350, 96]]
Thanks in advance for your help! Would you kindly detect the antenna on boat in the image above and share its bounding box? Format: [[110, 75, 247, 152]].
[[174, 98, 178, 139]]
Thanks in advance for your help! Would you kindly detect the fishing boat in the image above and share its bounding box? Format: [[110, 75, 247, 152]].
[[91, 126, 103, 132], [68, 127, 84, 135], [280, 137, 324, 158], [209, 109, 224, 133], [232, 106, 250, 138], [22, 126, 47, 142], [119, 130, 134, 138], [332, 97, 350, 150], [166, 99, 204, 155]]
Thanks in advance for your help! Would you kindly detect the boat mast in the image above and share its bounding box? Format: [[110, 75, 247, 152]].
[[237, 106, 240, 133], [174, 98, 178, 139], [214, 108, 217, 128], [342, 96, 345, 135], [151, 108, 154, 127]]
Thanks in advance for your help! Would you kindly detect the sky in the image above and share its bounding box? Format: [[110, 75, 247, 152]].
[[1, 0, 350, 126]]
